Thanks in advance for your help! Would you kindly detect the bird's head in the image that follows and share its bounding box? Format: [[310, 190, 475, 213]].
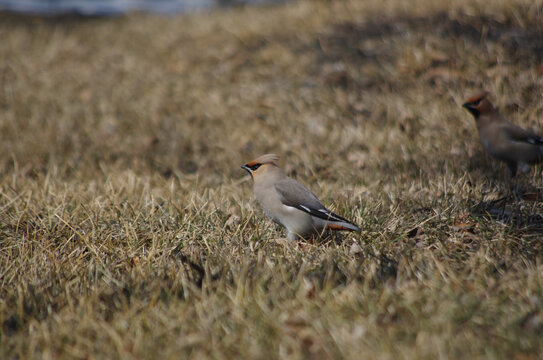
[[462, 91, 494, 119], [241, 154, 280, 180]]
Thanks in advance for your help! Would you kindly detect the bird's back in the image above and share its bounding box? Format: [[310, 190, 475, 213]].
[[477, 114, 543, 164]]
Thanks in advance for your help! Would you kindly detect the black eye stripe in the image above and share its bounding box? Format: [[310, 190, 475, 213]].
[[249, 163, 261, 171]]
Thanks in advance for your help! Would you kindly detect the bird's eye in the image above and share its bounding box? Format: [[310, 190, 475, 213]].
[[249, 163, 261, 171], [473, 99, 481, 106]]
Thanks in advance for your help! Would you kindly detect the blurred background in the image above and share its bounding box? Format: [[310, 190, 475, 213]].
[[0, 0, 282, 15]]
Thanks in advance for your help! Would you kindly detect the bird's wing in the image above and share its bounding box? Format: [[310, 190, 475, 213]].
[[274, 178, 352, 224], [504, 124, 543, 145]]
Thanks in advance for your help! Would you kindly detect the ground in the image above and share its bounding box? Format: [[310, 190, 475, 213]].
[[1, 0, 543, 358]]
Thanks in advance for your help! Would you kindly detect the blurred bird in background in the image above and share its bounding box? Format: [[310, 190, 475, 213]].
[[463, 91, 543, 177]]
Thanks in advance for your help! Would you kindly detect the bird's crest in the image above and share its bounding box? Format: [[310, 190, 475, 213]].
[[465, 91, 489, 104], [246, 154, 280, 167], [462, 91, 494, 119]]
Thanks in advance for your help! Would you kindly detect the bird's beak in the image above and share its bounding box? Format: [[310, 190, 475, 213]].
[[462, 102, 480, 118], [241, 164, 253, 179]]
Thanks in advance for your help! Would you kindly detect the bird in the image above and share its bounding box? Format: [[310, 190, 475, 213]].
[[462, 91, 543, 177], [241, 154, 361, 241]]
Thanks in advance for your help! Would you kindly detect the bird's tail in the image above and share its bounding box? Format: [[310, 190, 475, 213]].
[[325, 213, 361, 232]]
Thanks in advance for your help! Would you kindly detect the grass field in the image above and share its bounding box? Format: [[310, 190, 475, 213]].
[[1, 0, 543, 358]]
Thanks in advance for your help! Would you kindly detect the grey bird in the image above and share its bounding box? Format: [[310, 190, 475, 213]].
[[463, 91, 543, 177], [241, 154, 361, 241]]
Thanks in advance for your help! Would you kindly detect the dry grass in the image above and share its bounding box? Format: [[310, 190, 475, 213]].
[[1, 0, 543, 358]]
